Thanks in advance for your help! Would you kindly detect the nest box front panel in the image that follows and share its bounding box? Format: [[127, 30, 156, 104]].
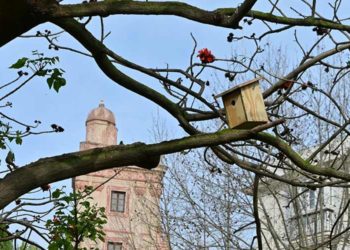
[[241, 84, 268, 123], [223, 91, 247, 128]]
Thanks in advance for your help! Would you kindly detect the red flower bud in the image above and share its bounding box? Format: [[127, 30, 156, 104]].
[[41, 184, 51, 191], [53, 216, 60, 223], [281, 80, 293, 90]]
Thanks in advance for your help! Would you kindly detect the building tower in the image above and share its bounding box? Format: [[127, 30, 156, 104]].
[[73, 101, 169, 250]]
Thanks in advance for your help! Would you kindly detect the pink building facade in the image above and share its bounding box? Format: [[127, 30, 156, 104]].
[[73, 102, 169, 250]]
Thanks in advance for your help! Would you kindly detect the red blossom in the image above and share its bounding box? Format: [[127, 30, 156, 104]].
[[197, 48, 215, 64]]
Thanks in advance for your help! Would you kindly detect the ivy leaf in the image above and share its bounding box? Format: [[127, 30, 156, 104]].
[[15, 136, 22, 145], [52, 189, 62, 199], [10, 57, 28, 69], [53, 77, 66, 93], [47, 69, 66, 92], [47, 77, 54, 89], [15, 131, 22, 145]]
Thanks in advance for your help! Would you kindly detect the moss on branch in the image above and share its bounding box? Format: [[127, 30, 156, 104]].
[[254, 132, 350, 181], [2, 1, 350, 48], [0, 123, 277, 209], [53, 1, 350, 32]]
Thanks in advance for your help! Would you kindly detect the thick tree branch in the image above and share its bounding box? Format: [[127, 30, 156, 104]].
[[0, 123, 279, 209], [263, 42, 350, 98], [53, 1, 215, 24], [0, 0, 57, 47], [1, 1, 350, 48], [52, 1, 350, 32], [253, 132, 350, 180], [0, 0, 41, 47]]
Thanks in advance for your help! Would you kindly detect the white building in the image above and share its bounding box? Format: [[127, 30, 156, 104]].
[[260, 150, 350, 249]]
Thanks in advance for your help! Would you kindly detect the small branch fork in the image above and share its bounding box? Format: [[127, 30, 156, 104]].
[[227, 0, 258, 28]]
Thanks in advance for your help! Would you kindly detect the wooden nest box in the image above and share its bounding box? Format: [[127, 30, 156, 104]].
[[215, 78, 268, 129]]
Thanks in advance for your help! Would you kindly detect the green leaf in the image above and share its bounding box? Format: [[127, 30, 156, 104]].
[[15, 131, 22, 145], [37, 69, 48, 76], [47, 77, 54, 89], [46, 68, 66, 92], [10, 57, 28, 69], [81, 201, 91, 208], [52, 189, 62, 199], [53, 78, 66, 93], [15, 136, 22, 145], [62, 196, 72, 203], [51, 68, 61, 78], [48, 242, 59, 250]]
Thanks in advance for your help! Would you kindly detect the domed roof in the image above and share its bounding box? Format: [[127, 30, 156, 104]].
[[86, 101, 116, 125]]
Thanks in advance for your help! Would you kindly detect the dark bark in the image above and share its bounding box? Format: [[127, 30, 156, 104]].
[[1, 1, 350, 47], [253, 175, 262, 250], [0, 0, 57, 47], [0, 0, 37, 47]]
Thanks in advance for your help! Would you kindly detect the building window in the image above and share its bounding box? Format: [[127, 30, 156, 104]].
[[309, 189, 316, 209], [111, 191, 126, 212], [289, 208, 334, 240], [300, 187, 318, 210], [108, 242, 122, 250]]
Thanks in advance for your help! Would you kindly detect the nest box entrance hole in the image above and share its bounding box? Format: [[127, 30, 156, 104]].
[[215, 78, 269, 129]]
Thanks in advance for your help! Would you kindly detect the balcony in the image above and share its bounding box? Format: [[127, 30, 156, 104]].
[[288, 208, 335, 241]]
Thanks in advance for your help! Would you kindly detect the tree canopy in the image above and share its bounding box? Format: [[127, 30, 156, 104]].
[[1, 0, 350, 248]]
